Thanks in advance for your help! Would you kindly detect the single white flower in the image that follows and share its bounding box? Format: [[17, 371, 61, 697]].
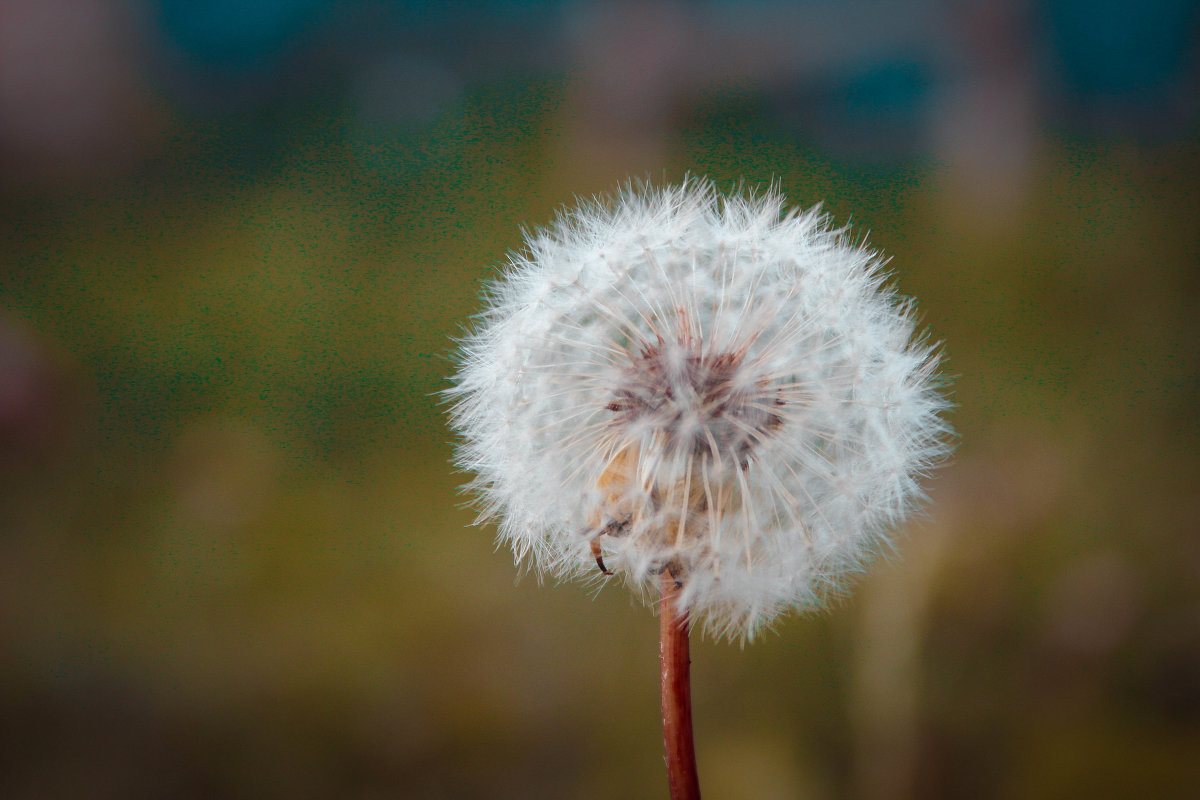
[[449, 179, 951, 639]]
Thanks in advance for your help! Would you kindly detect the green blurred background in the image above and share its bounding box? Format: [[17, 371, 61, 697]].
[[1, 1, 1198, 797]]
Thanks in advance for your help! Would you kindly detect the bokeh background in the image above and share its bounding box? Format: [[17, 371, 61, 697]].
[[2, 0, 1199, 797]]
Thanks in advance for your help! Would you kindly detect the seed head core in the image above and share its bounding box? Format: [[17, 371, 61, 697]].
[[607, 333, 784, 472]]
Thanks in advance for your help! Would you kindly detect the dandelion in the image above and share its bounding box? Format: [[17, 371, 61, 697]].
[[447, 179, 951, 798]]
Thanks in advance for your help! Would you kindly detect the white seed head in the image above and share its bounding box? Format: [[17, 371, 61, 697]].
[[448, 179, 952, 639]]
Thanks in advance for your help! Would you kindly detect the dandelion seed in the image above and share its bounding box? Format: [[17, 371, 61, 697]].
[[447, 179, 952, 798], [449, 178, 951, 639]]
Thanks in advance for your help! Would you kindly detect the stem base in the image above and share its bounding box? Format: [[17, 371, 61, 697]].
[[660, 572, 701, 799]]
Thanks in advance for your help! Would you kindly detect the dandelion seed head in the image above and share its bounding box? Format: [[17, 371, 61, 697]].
[[448, 179, 952, 639]]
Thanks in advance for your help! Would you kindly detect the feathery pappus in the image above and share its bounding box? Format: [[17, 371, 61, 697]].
[[448, 179, 951, 639]]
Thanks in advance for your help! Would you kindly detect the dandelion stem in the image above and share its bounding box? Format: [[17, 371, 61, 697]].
[[660, 571, 701, 799]]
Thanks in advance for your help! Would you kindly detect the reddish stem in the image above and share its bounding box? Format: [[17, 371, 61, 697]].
[[660, 572, 701, 799]]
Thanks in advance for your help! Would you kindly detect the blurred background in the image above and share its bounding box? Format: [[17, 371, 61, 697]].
[[1, 0, 1198, 797]]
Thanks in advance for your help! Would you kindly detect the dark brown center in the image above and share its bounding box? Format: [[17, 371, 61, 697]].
[[606, 339, 784, 468]]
